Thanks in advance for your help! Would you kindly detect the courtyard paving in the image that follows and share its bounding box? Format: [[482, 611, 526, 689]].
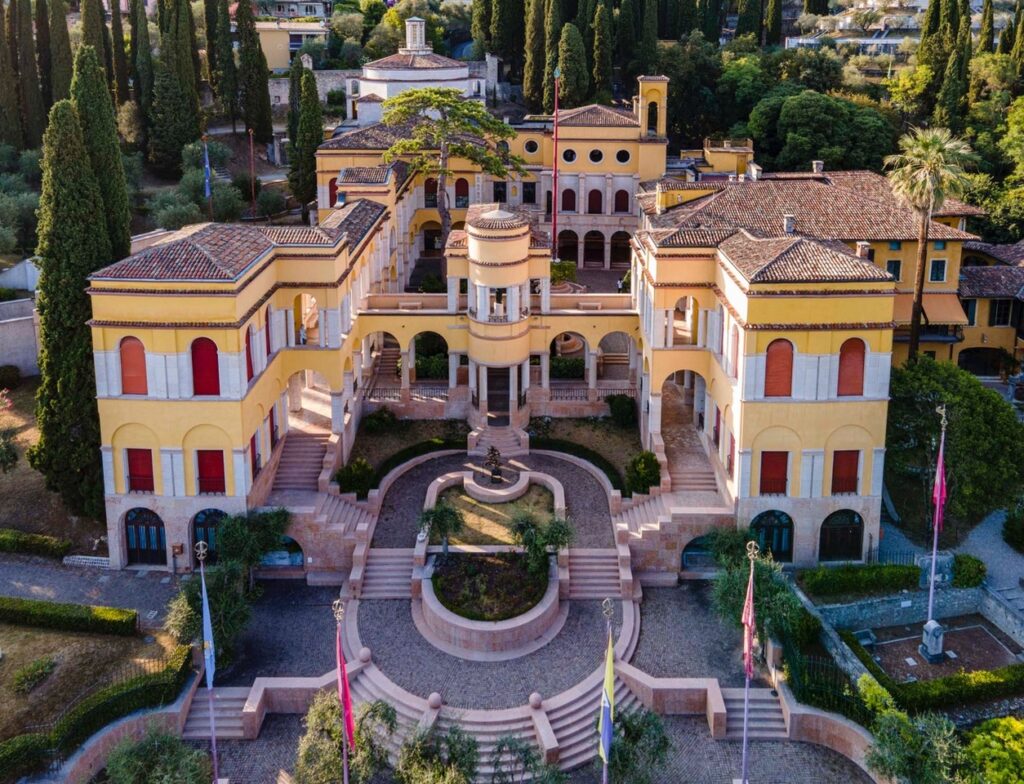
[[955, 510, 1024, 590]]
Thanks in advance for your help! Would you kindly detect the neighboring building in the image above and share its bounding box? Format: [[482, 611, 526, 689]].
[[253, 19, 327, 70], [230, 0, 332, 20]]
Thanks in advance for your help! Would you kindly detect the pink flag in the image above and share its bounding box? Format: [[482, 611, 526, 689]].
[[336, 623, 355, 747], [741, 562, 756, 679], [932, 430, 947, 533]]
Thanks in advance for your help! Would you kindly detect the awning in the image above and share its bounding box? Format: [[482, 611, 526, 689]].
[[892, 293, 968, 326]]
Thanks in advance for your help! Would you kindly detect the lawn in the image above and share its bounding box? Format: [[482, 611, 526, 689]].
[[0, 623, 175, 741], [0, 377, 106, 553], [434, 486, 555, 546], [533, 417, 642, 477], [348, 418, 469, 471]]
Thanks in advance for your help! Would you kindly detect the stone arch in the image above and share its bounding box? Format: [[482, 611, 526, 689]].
[[409, 330, 450, 382], [749, 510, 794, 562], [557, 230, 578, 264], [192, 508, 227, 565], [610, 231, 631, 268], [818, 509, 864, 562], [597, 330, 634, 380], [583, 230, 604, 265]]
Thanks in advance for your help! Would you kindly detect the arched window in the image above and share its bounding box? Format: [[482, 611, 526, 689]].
[[557, 230, 578, 263], [455, 178, 469, 208], [614, 189, 629, 213], [193, 508, 226, 565], [750, 510, 794, 562], [837, 338, 865, 396], [124, 508, 166, 565], [819, 509, 864, 561], [119, 336, 147, 395], [561, 189, 576, 212], [191, 338, 220, 396], [647, 102, 658, 135], [587, 189, 603, 214], [328, 177, 338, 207], [424, 177, 438, 208], [245, 328, 254, 382], [764, 339, 793, 397]]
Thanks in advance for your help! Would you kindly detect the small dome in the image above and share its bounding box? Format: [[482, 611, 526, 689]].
[[469, 208, 529, 231]]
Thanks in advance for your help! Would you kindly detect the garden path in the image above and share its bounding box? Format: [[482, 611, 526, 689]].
[[953, 510, 1023, 590]]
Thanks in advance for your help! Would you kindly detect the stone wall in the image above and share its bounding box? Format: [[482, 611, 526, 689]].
[[0, 298, 38, 374], [817, 587, 983, 630], [268, 69, 358, 114], [981, 587, 1024, 648]]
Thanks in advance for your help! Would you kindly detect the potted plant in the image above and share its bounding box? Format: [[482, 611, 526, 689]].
[[485, 445, 502, 483]]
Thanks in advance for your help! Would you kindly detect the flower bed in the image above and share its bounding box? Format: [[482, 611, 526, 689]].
[[431, 554, 548, 621]]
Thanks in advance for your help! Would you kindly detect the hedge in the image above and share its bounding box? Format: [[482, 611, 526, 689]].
[[0, 596, 138, 635], [840, 630, 1024, 713], [0, 732, 51, 783], [951, 553, 987, 588], [529, 437, 627, 494], [798, 564, 919, 600], [0, 528, 72, 559], [371, 438, 464, 488]]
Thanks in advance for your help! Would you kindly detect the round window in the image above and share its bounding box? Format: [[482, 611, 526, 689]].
[[616, 149, 630, 164], [589, 149, 604, 163], [562, 148, 577, 163], [524, 139, 539, 154]]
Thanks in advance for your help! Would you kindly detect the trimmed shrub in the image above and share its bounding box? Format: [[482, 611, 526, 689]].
[[550, 259, 576, 284], [706, 528, 754, 568], [951, 553, 987, 588], [0, 733, 51, 782], [964, 716, 1024, 784], [0, 364, 21, 389], [231, 172, 262, 200], [335, 457, 374, 500], [528, 436, 626, 493], [625, 451, 661, 495], [0, 288, 21, 302], [11, 655, 57, 694], [605, 394, 637, 428], [0, 528, 71, 559], [414, 353, 447, 379], [106, 726, 211, 783], [418, 273, 445, 293], [211, 184, 244, 222], [789, 605, 824, 651], [549, 356, 585, 379], [362, 406, 398, 435], [1004, 505, 1024, 554], [797, 564, 919, 600], [0, 596, 137, 635], [256, 187, 287, 218]]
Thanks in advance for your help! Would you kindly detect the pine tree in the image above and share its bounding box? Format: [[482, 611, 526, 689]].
[[236, 0, 273, 142], [616, 0, 636, 70], [639, 0, 657, 74], [522, 0, 544, 110], [213, 0, 237, 129], [35, 0, 52, 108], [133, 0, 154, 118], [0, 1, 21, 147], [556, 23, 587, 107], [48, 0, 72, 103], [148, 30, 200, 175], [72, 45, 131, 260], [205, 0, 219, 79], [28, 99, 111, 521], [288, 68, 322, 206], [978, 0, 994, 54], [15, 0, 44, 147], [542, 0, 561, 111], [471, 0, 490, 52], [735, 0, 760, 39], [592, 2, 612, 97], [764, 0, 781, 45], [110, 5, 130, 104], [287, 55, 302, 143]]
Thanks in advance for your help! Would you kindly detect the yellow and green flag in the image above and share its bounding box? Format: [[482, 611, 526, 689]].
[[597, 631, 615, 763]]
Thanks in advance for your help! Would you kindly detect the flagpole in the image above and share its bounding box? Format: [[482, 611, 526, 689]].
[[195, 542, 219, 784], [740, 540, 759, 784], [333, 599, 350, 784], [551, 69, 560, 262], [926, 404, 947, 625], [601, 597, 614, 784], [203, 136, 213, 222], [248, 129, 257, 218]]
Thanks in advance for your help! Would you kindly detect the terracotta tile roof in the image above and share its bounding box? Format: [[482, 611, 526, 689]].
[[318, 199, 388, 245], [336, 165, 392, 184], [638, 177, 728, 193], [963, 239, 1024, 265], [558, 104, 639, 127], [959, 264, 1024, 298], [355, 94, 384, 103], [719, 231, 892, 284], [364, 52, 464, 69], [466, 202, 531, 231], [645, 227, 736, 248], [320, 122, 410, 151], [820, 170, 985, 218]]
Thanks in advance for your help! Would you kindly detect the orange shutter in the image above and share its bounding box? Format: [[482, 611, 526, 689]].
[[764, 340, 793, 397], [837, 339, 865, 396], [119, 337, 147, 395]]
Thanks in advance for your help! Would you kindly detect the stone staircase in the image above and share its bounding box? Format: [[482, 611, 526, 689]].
[[469, 425, 528, 457], [668, 466, 718, 493], [359, 548, 414, 599], [722, 688, 787, 740], [316, 492, 374, 536], [369, 345, 402, 395], [615, 494, 669, 537], [549, 678, 641, 769], [271, 431, 330, 492], [994, 584, 1024, 613], [181, 687, 251, 740], [568, 549, 622, 600]]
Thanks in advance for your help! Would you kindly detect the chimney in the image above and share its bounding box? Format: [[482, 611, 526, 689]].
[[746, 162, 762, 181], [812, 160, 824, 174], [401, 17, 430, 53], [737, 173, 746, 183], [728, 173, 737, 182], [655, 182, 664, 215], [783, 213, 796, 234], [856, 241, 871, 258]]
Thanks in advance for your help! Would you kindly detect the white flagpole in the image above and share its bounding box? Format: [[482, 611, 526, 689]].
[[740, 540, 759, 784], [196, 542, 219, 784], [926, 404, 947, 625]]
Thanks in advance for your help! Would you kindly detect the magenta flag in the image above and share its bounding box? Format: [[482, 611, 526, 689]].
[[932, 429, 947, 533], [741, 562, 756, 679], [336, 623, 355, 747]]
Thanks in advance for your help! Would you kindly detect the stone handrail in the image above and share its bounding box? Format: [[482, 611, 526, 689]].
[[613, 660, 727, 739]]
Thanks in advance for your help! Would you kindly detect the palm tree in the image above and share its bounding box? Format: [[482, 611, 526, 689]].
[[419, 501, 465, 560], [884, 127, 975, 361]]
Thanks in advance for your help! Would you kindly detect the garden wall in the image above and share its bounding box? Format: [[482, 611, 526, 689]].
[[817, 587, 983, 630], [981, 587, 1024, 648], [0, 298, 38, 375]]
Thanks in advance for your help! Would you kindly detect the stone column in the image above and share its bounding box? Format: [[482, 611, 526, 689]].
[[576, 176, 584, 214], [331, 392, 345, 434], [447, 277, 459, 312], [666, 309, 675, 347], [288, 373, 303, 412], [507, 285, 520, 321], [587, 350, 598, 400], [448, 353, 459, 389], [401, 350, 411, 389], [476, 284, 488, 319], [286, 311, 295, 347], [362, 335, 372, 370], [521, 358, 530, 399], [628, 340, 637, 384], [541, 278, 551, 313], [541, 353, 550, 389], [605, 174, 613, 215], [509, 363, 518, 411], [649, 394, 662, 435], [577, 238, 584, 269], [468, 358, 478, 397], [603, 238, 611, 270], [479, 364, 488, 401]]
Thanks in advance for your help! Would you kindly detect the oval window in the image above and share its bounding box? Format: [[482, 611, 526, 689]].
[[562, 148, 577, 163], [616, 149, 630, 164], [524, 139, 539, 154], [589, 149, 604, 163]]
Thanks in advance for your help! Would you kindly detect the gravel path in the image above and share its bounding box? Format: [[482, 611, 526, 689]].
[[358, 598, 619, 709], [954, 510, 1023, 590], [195, 714, 302, 783], [372, 453, 614, 548]]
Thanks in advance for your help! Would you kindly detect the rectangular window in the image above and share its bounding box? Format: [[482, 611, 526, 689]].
[[197, 450, 226, 495], [523, 182, 536, 204], [831, 450, 859, 495], [962, 298, 977, 326], [929, 259, 946, 282], [886, 259, 901, 281], [934, 240, 947, 250], [759, 451, 788, 496], [492, 181, 507, 202], [888, 241, 901, 251], [126, 448, 154, 493], [990, 298, 1013, 326]]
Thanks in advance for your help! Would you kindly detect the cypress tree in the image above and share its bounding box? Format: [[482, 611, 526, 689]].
[[978, 0, 994, 54], [49, 0, 72, 103], [133, 0, 154, 114], [574, 0, 595, 73], [617, 0, 636, 69], [639, 0, 657, 74], [938, 0, 958, 38], [999, 20, 1014, 54], [700, 0, 722, 42], [471, 0, 490, 52], [72, 45, 131, 260], [765, 0, 782, 45], [592, 2, 612, 97], [213, 0, 237, 129], [0, 1, 21, 148], [557, 23, 588, 107], [80, 0, 109, 84], [1014, 9, 1024, 70], [187, 0, 202, 94], [7, 0, 18, 83], [110, 5, 130, 105], [287, 55, 302, 143], [933, 19, 970, 132], [288, 68, 321, 206], [128, 0, 140, 83], [236, 0, 273, 142], [35, 0, 52, 108], [522, 0, 544, 110], [169, 0, 197, 100], [735, 0, 760, 39], [205, 0, 219, 79], [678, 0, 698, 35], [490, 0, 516, 61], [542, 0, 560, 111], [919, 0, 939, 43], [27, 99, 111, 521], [148, 30, 200, 175], [16, 0, 44, 147]]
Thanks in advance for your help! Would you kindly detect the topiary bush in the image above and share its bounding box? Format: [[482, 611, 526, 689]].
[[0, 528, 71, 558], [0, 364, 21, 389], [797, 564, 919, 600], [625, 451, 661, 495], [335, 457, 374, 500], [362, 407, 399, 434], [605, 394, 637, 428], [951, 553, 987, 588]]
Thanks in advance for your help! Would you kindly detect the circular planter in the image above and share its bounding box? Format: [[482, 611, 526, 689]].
[[421, 559, 561, 657], [424, 471, 566, 518]]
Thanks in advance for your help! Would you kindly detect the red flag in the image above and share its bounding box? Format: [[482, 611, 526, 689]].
[[741, 561, 756, 679], [336, 623, 355, 747], [932, 430, 947, 533]]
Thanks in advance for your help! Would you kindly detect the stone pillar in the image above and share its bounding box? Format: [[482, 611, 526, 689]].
[[476, 284, 488, 319], [286, 312, 295, 347], [468, 358, 478, 396], [401, 350, 411, 389], [331, 392, 345, 434], [362, 335, 372, 370], [577, 238, 584, 269], [541, 278, 551, 313], [509, 363, 518, 411], [343, 370, 354, 400], [521, 358, 530, 399], [628, 341, 638, 384], [541, 353, 550, 389], [288, 373, 303, 412], [318, 309, 326, 348], [648, 394, 662, 435], [447, 277, 459, 312], [665, 309, 675, 347], [479, 364, 488, 401], [508, 285, 520, 321], [448, 353, 459, 389], [603, 238, 611, 270], [587, 350, 598, 400], [576, 177, 584, 214], [605, 174, 613, 215]]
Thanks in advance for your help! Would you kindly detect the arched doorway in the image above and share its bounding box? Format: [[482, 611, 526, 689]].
[[192, 508, 226, 565], [583, 230, 604, 268], [292, 293, 318, 346], [750, 510, 794, 562], [421, 220, 443, 256], [557, 230, 578, 264], [819, 509, 864, 561], [124, 508, 166, 565], [411, 331, 449, 381], [455, 178, 469, 208], [261, 535, 305, 568], [957, 347, 1008, 377], [424, 177, 438, 208], [647, 101, 658, 135], [610, 231, 631, 269]]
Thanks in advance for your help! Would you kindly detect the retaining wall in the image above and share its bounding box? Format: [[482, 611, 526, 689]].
[[817, 587, 983, 630]]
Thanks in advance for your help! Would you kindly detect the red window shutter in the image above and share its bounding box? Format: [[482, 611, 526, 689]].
[[764, 340, 793, 397], [197, 450, 225, 494], [832, 450, 859, 494], [245, 329, 254, 382], [455, 178, 469, 197], [265, 309, 272, 357], [119, 337, 147, 395], [328, 177, 338, 206], [614, 190, 629, 212], [191, 339, 220, 395], [837, 339, 865, 396], [562, 189, 575, 212], [588, 190, 602, 214], [126, 448, 154, 492], [760, 451, 788, 495]]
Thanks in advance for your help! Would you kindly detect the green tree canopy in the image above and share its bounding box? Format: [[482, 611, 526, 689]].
[[237, 0, 274, 141], [48, 0, 73, 104], [557, 23, 588, 108], [288, 68, 324, 206], [658, 32, 720, 146]]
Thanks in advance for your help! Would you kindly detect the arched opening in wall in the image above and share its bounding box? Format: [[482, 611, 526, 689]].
[[292, 293, 319, 346], [192, 508, 226, 566], [957, 347, 1006, 377], [670, 296, 695, 347], [328, 177, 338, 207], [191, 338, 220, 396], [557, 230, 578, 264], [561, 189, 576, 213], [119, 336, 147, 395], [583, 230, 604, 268], [285, 368, 332, 433], [614, 189, 630, 214], [420, 220, 443, 257], [411, 331, 449, 384], [764, 339, 794, 397], [424, 177, 438, 208], [549, 332, 587, 388], [659, 368, 720, 486], [587, 189, 603, 214], [366, 331, 404, 401], [681, 535, 715, 570], [597, 331, 634, 381], [610, 231, 631, 269], [837, 338, 865, 396], [451, 221, 466, 231], [819, 509, 864, 562], [455, 178, 469, 208], [124, 508, 167, 566], [750, 510, 794, 562], [261, 535, 305, 568], [646, 101, 659, 135]]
